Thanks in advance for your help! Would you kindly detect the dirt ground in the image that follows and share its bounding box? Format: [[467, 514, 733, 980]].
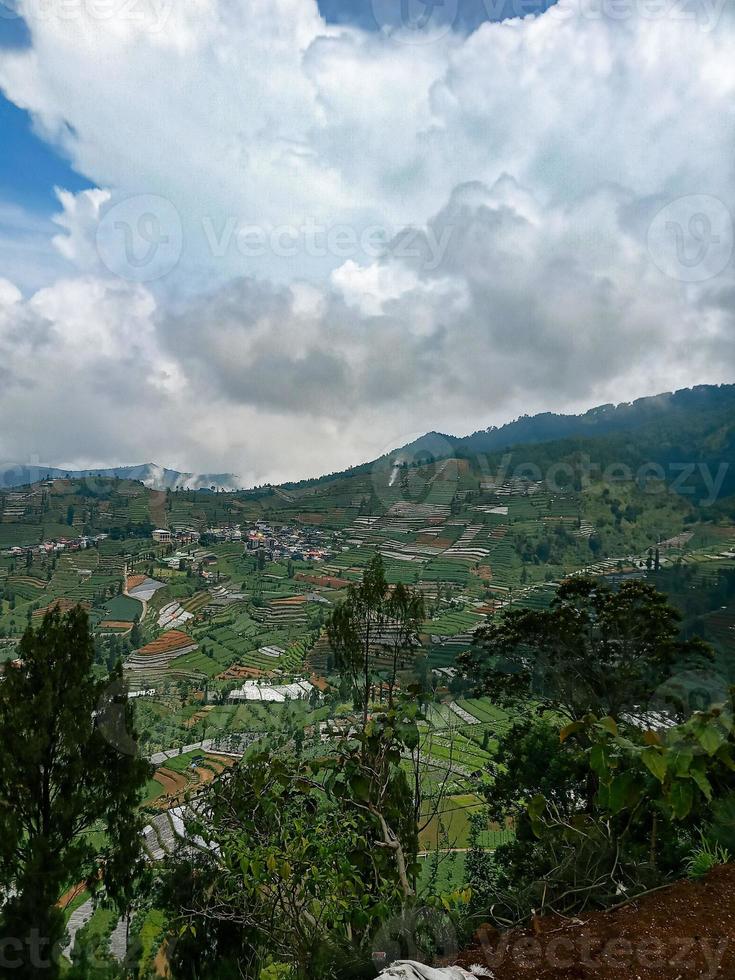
[[453, 865, 735, 979], [152, 767, 188, 796]]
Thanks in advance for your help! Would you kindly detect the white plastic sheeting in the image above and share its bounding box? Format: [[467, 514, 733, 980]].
[[376, 963, 489, 979]]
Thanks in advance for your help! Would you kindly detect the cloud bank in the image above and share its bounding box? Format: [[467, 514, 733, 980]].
[[0, 0, 734, 481]]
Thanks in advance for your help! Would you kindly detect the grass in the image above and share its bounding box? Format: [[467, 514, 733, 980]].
[[418, 794, 484, 850]]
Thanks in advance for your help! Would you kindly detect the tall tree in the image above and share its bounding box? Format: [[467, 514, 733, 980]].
[[327, 554, 389, 734], [384, 583, 425, 707], [0, 606, 148, 977], [460, 576, 712, 721], [160, 707, 421, 979], [327, 556, 425, 729]]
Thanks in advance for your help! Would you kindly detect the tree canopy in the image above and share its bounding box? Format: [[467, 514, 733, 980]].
[[0, 606, 148, 976], [460, 576, 712, 721]]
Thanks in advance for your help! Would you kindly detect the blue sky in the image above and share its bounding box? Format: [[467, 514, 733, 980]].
[[0, 12, 89, 212]]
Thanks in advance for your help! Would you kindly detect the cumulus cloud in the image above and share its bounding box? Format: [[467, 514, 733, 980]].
[[0, 0, 734, 479]]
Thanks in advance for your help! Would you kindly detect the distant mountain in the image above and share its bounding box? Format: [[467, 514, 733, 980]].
[[3, 384, 734, 496], [396, 384, 735, 461], [280, 383, 735, 493], [0, 462, 243, 493]]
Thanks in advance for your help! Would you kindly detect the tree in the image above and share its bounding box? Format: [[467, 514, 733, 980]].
[[492, 707, 735, 920], [384, 583, 424, 707], [160, 707, 420, 979], [327, 554, 389, 735], [327, 556, 425, 731], [0, 607, 149, 976], [460, 576, 712, 722]]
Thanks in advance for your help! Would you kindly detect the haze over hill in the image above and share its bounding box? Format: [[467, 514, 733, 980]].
[[284, 383, 735, 491], [0, 463, 243, 493], [2, 384, 733, 493]]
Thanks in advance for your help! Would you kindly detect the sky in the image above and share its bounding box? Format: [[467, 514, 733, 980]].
[[0, 0, 734, 485]]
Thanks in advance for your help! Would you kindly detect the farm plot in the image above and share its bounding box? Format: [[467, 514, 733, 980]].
[[423, 609, 483, 637], [421, 558, 472, 584], [157, 600, 194, 630], [103, 593, 143, 622]]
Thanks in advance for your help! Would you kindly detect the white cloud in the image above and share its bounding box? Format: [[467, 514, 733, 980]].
[[0, 0, 734, 476]]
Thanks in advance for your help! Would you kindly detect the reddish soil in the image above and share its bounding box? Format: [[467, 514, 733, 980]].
[[453, 865, 735, 979], [152, 767, 188, 796], [148, 490, 168, 528], [194, 766, 215, 785], [33, 598, 91, 618], [217, 664, 268, 680], [296, 512, 332, 524], [56, 880, 87, 911], [420, 536, 454, 550], [296, 572, 351, 590], [184, 710, 211, 729], [136, 630, 193, 656], [309, 673, 330, 693]]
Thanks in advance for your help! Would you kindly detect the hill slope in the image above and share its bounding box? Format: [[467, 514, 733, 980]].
[[0, 463, 242, 493]]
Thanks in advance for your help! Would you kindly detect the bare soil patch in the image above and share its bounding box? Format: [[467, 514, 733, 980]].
[[453, 864, 735, 979]]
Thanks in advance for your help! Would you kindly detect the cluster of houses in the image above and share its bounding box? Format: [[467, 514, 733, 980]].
[[244, 521, 333, 563], [2, 533, 109, 559], [151, 528, 200, 545]]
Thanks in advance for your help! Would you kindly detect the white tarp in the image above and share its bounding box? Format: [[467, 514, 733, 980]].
[[377, 963, 489, 979]]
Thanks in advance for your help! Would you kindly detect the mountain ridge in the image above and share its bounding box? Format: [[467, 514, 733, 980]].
[[1, 383, 733, 493], [0, 462, 243, 493]]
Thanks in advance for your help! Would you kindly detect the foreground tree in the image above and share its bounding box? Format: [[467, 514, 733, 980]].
[[0, 606, 148, 977], [327, 555, 424, 730], [484, 705, 735, 923], [159, 706, 421, 979], [460, 576, 712, 721]]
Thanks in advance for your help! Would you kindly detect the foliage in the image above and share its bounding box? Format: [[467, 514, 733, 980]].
[[0, 606, 149, 977], [158, 704, 422, 979], [464, 810, 494, 910], [684, 831, 731, 879], [384, 583, 425, 706], [327, 555, 424, 729], [486, 704, 735, 922], [706, 789, 735, 854], [461, 576, 712, 720]]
